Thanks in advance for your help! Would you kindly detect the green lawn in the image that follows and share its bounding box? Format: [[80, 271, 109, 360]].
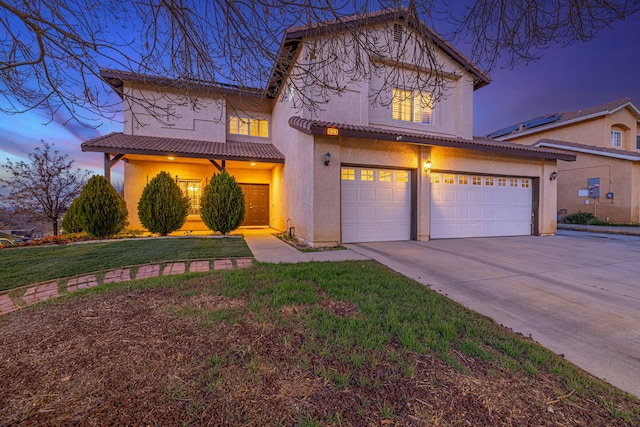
[[15, 261, 636, 424], [0, 237, 251, 291]]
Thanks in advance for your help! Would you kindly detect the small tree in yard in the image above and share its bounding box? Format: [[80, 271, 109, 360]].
[[137, 171, 190, 235], [201, 171, 245, 235], [61, 198, 83, 233], [76, 175, 128, 238], [0, 141, 90, 235]]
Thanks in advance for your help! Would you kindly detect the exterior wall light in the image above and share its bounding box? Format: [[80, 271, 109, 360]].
[[550, 171, 558, 181], [423, 159, 432, 173], [327, 127, 339, 136], [324, 152, 332, 166]]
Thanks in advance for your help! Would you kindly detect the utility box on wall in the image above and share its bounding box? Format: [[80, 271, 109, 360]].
[[588, 177, 600, 198]]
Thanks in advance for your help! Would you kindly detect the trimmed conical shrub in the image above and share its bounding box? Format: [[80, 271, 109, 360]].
[[76, 175, 128, 238], [137, 171, 190, 235], [200, 170, 245, 235], [61, 197, 83, 233]]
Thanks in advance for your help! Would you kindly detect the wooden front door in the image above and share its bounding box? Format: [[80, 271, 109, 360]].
[[240, 184, 269, 226]]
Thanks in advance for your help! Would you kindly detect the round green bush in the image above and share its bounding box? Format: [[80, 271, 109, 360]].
[[564, 212, 595, 224], [200, 170, 245, 235], [76, 175, 128, 238], [137, 171, 190, 235], [61, 198, 83, 233]]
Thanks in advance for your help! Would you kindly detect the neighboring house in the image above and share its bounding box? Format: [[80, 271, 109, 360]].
[[488, 99, 640, 223], [82, 9, 574, 245]]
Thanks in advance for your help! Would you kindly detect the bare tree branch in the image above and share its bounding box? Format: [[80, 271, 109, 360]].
[[0, 0, 637, 127]]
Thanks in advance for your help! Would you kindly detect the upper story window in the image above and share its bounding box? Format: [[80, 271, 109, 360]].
[[636, 135, 640, 150], [392, 88, 433, 125], [611, 130, 622, 147], [229, 116, 269, 137]]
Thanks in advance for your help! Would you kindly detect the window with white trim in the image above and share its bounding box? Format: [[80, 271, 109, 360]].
[[177, 179, 202, 215], [229, 116, 269, 137], [611, 130, 622, 147], [392, 88, 433, 124]]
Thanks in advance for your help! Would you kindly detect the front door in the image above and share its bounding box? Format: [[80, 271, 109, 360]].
[[240, 184, 269, 226]]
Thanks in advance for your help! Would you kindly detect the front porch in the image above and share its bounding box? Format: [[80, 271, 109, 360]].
[[81, 132, 285, 233]]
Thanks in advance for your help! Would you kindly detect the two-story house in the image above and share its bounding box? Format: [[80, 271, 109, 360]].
[[82, 9, 574, 245], [488, 99, 640, 223]]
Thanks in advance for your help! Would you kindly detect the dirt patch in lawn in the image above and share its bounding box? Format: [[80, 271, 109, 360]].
[[0, 277, 638, 426]]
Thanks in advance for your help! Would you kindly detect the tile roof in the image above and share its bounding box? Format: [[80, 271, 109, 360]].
[[489, 98, 640, 139], [534, 139, 640, 161], [81, 133, 285, 163], [289, 117, 575, 161]]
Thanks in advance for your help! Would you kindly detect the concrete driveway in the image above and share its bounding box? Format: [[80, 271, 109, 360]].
[[348, 230, 640, 397]]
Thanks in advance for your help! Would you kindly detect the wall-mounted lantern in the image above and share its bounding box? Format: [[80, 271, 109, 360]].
[[324, 152, 332, 166], [423, 159, 432, 173], [550, 171, 558, 181]]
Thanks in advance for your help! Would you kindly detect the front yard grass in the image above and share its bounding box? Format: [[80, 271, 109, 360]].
[[1, 261, 637, 425], [0, 237, 251, 291]]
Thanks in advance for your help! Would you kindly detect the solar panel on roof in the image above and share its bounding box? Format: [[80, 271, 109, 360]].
[[486, 124, 522, 139], [524, 114, 561, 129], [486, 114, 562, 139]]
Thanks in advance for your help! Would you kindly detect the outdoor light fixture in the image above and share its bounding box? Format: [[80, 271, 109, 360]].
[[423, 159, 432, 173], [550, 171, 558, 181], [327, 127, 339, 136], [168, 156, 175, 160], [324, 152, 332, 166]]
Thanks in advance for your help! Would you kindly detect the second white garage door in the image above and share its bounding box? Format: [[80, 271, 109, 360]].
[[341, 167, 411, 243], [430, 173, 532, 239]]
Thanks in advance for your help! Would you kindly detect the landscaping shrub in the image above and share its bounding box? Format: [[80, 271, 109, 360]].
[[62, 198, 83, 233], [200, 170, 245, 235], [586, 217, 611, 226], [137, 171, 190, 235], [76, 175, 128, 238], [564, 212, 595, 224]]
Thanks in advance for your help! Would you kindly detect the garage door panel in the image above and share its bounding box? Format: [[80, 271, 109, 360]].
[[342, 167, 411, 243], [431, 173, 532, 239]]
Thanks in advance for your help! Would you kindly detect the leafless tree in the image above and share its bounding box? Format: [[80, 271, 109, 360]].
[[0, 141, 90, 235], [0, 0, 638, 125]]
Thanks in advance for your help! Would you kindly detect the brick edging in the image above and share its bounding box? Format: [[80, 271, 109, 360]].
[[0, 258, 253, 317]]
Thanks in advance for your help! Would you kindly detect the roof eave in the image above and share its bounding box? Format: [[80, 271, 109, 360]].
[[289, 118, 575, 161]]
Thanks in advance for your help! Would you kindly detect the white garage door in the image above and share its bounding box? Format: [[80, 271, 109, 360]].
[[341, 167, 411, 243], [430, 173, 532, 239]]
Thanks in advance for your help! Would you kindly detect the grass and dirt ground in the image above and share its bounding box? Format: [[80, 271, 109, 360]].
[[1, 254, 638, 425], [0, 237, 251, 291]]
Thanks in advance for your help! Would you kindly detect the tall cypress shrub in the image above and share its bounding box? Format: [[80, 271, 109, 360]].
[[61, 197, 83, 233], [200, 170, 245, 235], [76, 175, 128, 238], [137, 171, 190, 235]]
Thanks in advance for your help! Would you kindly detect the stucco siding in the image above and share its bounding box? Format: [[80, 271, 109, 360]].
[[557, 154, 638, 222], [123, 84, 227, 143]]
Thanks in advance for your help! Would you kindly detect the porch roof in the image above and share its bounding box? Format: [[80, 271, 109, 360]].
[[289, 117, 576, 162], [81, 132, 285, 163]]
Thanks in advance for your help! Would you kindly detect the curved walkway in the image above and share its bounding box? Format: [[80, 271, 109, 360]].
[[0, 258, 253, 317]]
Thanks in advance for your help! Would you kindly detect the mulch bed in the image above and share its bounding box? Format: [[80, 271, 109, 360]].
[[0, 276, 637, 426]]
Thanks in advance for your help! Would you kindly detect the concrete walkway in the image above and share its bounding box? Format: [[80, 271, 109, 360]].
[[241, 228, 369, 263]]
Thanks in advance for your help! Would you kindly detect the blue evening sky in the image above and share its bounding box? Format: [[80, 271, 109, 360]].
[[1, 10, 639, 193]]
